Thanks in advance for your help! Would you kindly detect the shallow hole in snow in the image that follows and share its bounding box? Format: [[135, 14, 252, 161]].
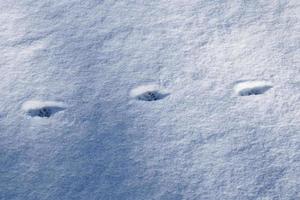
[[234, 81, 273, 96], [22, 100, 66, 118], [130, 84, 169, 101]]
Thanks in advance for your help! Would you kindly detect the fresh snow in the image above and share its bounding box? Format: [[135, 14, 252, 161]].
[[0, 0, 300, 200], [22, 100, 66, 118], [234, 80, 273, 96], [130, 84, 168, 101]]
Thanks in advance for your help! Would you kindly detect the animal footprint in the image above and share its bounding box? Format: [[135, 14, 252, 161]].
[[234, 81, 273, 96], [130, 84, 169, 101], [22, 100, 66, 118]]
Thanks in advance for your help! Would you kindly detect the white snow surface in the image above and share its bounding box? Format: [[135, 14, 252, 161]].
[[22, 100, 66, 117], [129, 84, 168, 101], [130, 84, 160, 98], [22, 100, 66, 111], [0, 0, 300, 200], [234, 80, 273, 96]]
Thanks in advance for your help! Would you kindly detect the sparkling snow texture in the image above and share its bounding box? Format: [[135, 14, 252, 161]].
[[0, 0, 299, 200]]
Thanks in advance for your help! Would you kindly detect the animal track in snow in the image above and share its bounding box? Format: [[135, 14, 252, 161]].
[[22, 100, 66, 118], [130, 84, 169, 101], [234, 81, 273, 96]]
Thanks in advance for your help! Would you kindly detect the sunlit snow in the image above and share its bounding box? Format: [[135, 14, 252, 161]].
[[0, 0, 299, 200]]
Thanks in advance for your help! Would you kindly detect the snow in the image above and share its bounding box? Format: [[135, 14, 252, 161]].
[[0, 0, 300, 200], [130, 84, 159, 98], [22, 100, 66, 118], [130, 84, 168, 101], [234, 80, 273, 96]]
